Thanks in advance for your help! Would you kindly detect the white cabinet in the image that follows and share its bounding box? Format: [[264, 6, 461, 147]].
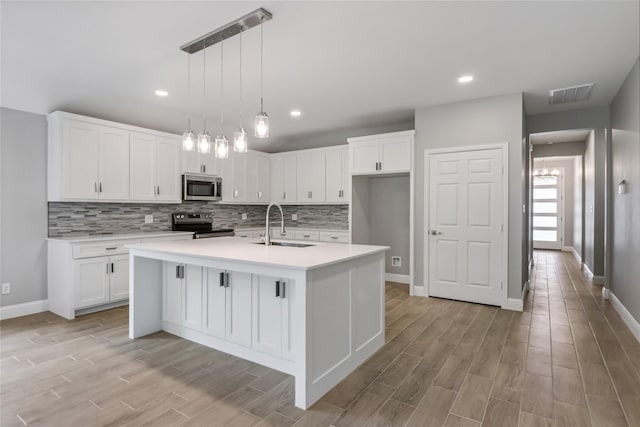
[[163, 263, 204, 331], [325, 148, 349, 203], [348, 131, 414, 175], [231, 152, 247, 202], [202, 268, 252, 347], [73, 254, 129, 309], [222, 151, 270, 204], [256, 155, 270, 202], [163, 262, 183, 325], [252, 275, 295, 360], [271, 154, 297, 204], [297, 151, 326, 202], [130, 133, 181, 202], [98, 126, 130, 200], [319, 231, 350, 243], [294, 230, 320, 241], [182, 150, 217, 175]]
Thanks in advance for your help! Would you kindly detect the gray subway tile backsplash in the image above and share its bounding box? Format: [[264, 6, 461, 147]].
[[48, 202, 348, 237]]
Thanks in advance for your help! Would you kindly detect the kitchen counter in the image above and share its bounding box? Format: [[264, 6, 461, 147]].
[[47, 231, 194, 242], [128, 236, 388, 410]]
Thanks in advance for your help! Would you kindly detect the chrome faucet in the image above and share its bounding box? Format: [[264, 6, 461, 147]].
[[264, 202, 285, 246]]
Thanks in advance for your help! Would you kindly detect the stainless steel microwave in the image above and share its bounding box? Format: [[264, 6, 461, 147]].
[[182, 173, 222, 201]]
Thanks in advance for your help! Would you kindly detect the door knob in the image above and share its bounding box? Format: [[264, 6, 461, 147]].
[[430, 230, 442, 235]]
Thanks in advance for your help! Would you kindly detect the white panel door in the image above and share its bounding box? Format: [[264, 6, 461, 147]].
[[428, 148, 504, 306], [183, 265, 203, 331], [182, 150, 201, 174], [98, 126, 130, 200], [380, 137, 411, 172], [225, 271, 252, 347], [256, 155, 270, 202], [325, 149, 344, 202], [163, 262, 182, 325], [200, 153, 217, 175], [155, 136, 181, 202], [109, 254, 129, 301], [280, 278, 296, 361], [252, 275, 283, 357], [307, 151, 326, 202], [532, 174, 563, 250], [74, 256, 110, 309], [350, 142, 379, 174], [283, 155, 297, 203], [246, 153, 259, 203], [129, 132, 156, 201], [204, 268, 227, 339], [270, 155, 285, 203], [62, 119, 100, 199], [232, 152, 247, 202]]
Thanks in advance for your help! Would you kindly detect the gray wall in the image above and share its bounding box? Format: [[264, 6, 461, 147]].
[[369, 176, 410, 276], [532, 141, 585, 158], [1, 108, 48, 307], [610, 58, 640, 323], [414, 93, 525, 299]]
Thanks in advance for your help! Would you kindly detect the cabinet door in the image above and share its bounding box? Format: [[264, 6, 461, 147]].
[[283, 155, 297, 203], [130, 133, 156, 201], [232, 152, 247, 202], [350, 142, 379, 174], [307, 151, 326, 202], [74, 256, 110, 309], [204, 268, 227, 339], [380, 137, 411, 172], [225, 271, 252, 347], [200, 153, 217, 175], [252, 275, 282, 357], [325, 149, 343, 203], [270, 155, 285, 203], [340, 149, 350, 201], [280, 278, 296, 361], [98, 126, 130, 200], [256, 155, 270, 202], [62, 119, 100, 199], [109, 254, 129, 301], [246, 153, 259, 203], [155, 136, 181, 202], [183, 265, 203, 331], [182, 150, 201, 174], [163, 262, 182, 325]]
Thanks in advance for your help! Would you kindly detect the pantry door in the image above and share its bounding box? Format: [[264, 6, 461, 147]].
[[426, 146, 506, 306]]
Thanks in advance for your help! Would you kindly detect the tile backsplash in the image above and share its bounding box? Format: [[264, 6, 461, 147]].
[[48, 202, 349, 237]]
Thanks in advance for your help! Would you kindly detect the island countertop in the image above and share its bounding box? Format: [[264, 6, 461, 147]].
[[127, 236, 388, 270]]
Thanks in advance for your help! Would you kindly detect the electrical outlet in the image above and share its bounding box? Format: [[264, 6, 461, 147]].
[[292, 214, 298, 221], [391, 256, 402, 267], [1, 283, 10, 295], [144, 215, 153, 224], [241, 213, 248, 220]]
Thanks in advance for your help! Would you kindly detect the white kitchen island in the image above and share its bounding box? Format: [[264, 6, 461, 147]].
[[127, 236, 388, 409]]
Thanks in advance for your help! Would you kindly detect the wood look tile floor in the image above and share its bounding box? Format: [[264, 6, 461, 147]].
[[2, 250, 639, 426]]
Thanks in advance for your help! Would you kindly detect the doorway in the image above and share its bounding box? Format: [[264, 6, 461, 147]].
[[532, 166, 564, 250]]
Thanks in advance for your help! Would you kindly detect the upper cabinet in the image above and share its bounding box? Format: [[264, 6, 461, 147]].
[[325, 147, 349, 203], [271, 154, 298, 204], [296, 150, 326, 203], [182, 150, 218, 175], [48, 111, 181, 203], [220, 150, 270, 204], [130, 132, 181, 203], [348, 130, 415, 175]]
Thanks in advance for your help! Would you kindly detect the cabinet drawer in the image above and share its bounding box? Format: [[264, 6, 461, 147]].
[[294, 231, 320, 241], [72, 240, 131, 259], [270, 229, 295, 240], [140, 234, 194, 243], [235, 230, 256, 238], [319, 231, 349, 243]]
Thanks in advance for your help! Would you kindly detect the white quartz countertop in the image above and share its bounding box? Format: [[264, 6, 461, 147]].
[[127, 236, 388, 270], [46, 231, 194, 243]]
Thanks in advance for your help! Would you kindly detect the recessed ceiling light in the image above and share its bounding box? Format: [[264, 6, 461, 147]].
[[290, 110, 302, 117], [457, 75, 473, 83], [155, 89, 169, 97]]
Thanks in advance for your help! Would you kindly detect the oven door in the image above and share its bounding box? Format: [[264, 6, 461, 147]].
[[183, 174, 222, 201]]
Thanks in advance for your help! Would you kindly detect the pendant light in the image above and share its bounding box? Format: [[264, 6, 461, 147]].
[[214, 35, 229, 159], [233, 28, 248, 153], [182, 54, 196, 152], [254, 16, 269, 138], [197, 40, 212, 154]]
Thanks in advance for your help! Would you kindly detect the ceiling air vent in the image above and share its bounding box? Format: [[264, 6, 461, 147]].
[[549, 83, 593, 105]]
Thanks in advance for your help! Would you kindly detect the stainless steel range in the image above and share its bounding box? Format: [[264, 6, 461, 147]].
[[172, 213, 235, 239]]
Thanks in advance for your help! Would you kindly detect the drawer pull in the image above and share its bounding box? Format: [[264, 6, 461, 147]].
[[275, 280, 280, 298], [331, 236, 339, 240], [105, 247, 117, 250], [303, 234, 311, 238]]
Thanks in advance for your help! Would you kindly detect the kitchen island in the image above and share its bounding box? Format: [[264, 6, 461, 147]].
[[127, 236, 388, 409]]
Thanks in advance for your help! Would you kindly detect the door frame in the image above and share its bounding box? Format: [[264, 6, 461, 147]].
[[423, 143, 509, 308], [532, 167, 565, 250]]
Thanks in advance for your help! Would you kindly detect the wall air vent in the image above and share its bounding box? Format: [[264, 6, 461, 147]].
[[549, 83, 593, 105]]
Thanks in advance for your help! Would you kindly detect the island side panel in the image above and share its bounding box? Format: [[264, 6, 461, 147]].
[[129, 254, 163, 338], [304, 251, 385, 407]]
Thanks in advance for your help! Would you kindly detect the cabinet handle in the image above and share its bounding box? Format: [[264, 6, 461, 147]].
[[275, 280, 280, 298], [157, 186, 160, 195], [111, 263, 114, 273], [176, 265, 180, 278], [331, 236, 339, 240], [258, 191, 262, 199], [99, 182, 103, 192], [282, 192, 286, 199], [219, 272, 225, 287], [107, 263, 110, 274], [281, 281, 286, 299], [94, 182, 98, 193], [303, 234, 311, 238], [308, 191, 312, 199], [234, 190, 239, 198], [225, 272, 230, 288], [105, 247, 117, 250]]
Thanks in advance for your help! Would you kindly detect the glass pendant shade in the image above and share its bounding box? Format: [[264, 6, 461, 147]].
[[215, 134, 229, 159], [233, 128, 248, 153], [197, 131, 211, 154], [254, 112, 269, 138], [182, 129, 196, 152]]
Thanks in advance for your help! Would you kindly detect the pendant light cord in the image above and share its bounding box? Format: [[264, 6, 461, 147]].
[[220, 36, 224, 129], [260, 16, 264, 113], [187, 54, 191, 129], [239, 28, 243, 128], [202, 40, 206, 130]]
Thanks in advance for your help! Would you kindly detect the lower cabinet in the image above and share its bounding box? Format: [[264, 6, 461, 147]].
[[74, 254, 129, 309], [252, 274, 295, 360], [163, 262, 205, 332]]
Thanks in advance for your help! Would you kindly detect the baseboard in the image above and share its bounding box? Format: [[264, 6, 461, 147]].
[[583, 263, 605, 285], [385, 273, 410, 285], [570, 247, 582, 264], [0, 299, 49, 320], [562, 246, 573, 252], [412, 285, 427, 297], [503, 281, 528, 312], [602, 287, 610, 299], [608, 290, 640, 343]]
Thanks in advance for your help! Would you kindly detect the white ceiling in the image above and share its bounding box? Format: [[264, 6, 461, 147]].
[[2, 1, 638, 152], [530, 129, 591, 145]]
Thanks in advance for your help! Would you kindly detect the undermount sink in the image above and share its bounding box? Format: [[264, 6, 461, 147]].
[[255, 241, 315, 248]]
